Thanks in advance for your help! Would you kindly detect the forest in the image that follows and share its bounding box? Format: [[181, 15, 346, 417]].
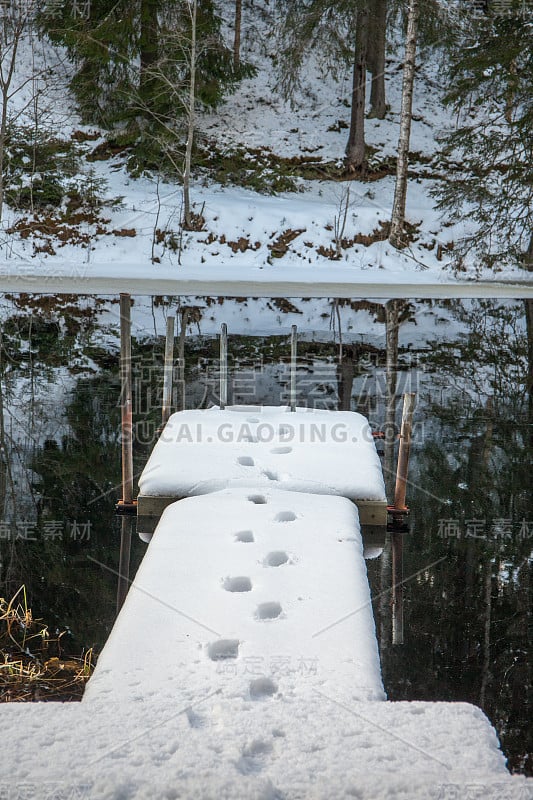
[[0, 0, 531, 274]]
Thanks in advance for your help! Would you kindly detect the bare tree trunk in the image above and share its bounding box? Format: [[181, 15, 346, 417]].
[[0, 89, 9, 222], [337, 345, 357, 411], [525, 234, 533, 442], [526, 231, 533, 268], [233, 0, 242, 70], [183, 0, 197, 230], [139, 0, 159, 115], [178, 307, 189, 411], [389, 0, 419, 249], [368, 0, 387, 119], [345, 8, 369, 175], [505, 58, 517, 124]]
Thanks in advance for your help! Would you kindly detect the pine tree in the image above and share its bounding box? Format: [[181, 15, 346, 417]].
[[41, 0, 137, 128], [276, 0, 388, 174], [368, 0, 387, 119], [433, 2, 533, 269], [41, 0, 253, 132], [345, 6, 369, 173]]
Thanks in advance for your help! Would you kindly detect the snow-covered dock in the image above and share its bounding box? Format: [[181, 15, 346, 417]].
[[87, 488, 385, 704], [1, 488, 530, 798], [137, 406, 388, 535], [1, 696, 524, 799]]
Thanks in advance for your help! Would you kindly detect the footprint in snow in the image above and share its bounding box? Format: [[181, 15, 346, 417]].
[[223, 576, 252, 592], [256, 601, 283, 620], [274, 511, 296, 522]]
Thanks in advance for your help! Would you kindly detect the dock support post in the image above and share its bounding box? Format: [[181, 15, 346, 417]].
[[118, 293, 133, 611], [394, 392, 416, 512], [290, 325, 297, 412], [178, 309, 189, 412], [384, 299, 400, 495], [119, 293, 134, 505], [117, 518, 132, 614], [220, 323, 228, 410], [391, 532, 404, 645], [391, 392, 416, 645], [161, 316, 175, 427]]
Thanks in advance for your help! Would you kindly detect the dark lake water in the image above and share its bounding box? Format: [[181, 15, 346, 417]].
[[0, 295, 530, 775]]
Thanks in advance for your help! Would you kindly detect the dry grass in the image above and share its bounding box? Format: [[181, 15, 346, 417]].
[[0, 586, 94, 702]]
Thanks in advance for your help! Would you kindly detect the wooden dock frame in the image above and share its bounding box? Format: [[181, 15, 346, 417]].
[[136, 494, 388, 547]]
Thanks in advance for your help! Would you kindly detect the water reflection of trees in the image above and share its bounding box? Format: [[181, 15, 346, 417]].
[[0, 298, 132, 656], [372, 300, 531, 775], [30, 374, 130, 651]]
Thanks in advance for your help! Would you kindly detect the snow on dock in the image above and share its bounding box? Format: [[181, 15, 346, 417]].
[[86, 488, 385, 704], [1, 487, 528, 799], [1, 496, 529, 797], [0, 697, 524, 800], [2, 414, 530, 797], [137, 406, 387, 532]]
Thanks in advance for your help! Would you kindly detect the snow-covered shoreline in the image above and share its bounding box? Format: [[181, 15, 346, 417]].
[[0, 261, 532, 297]]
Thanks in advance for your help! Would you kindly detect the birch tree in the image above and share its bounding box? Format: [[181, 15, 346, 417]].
[[129, 0, 215, 231], [389, 0, 419, 248], [182, 0, 196, 229]]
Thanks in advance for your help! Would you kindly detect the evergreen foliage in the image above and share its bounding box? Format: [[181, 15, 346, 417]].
[[40, 0, 254, 132], [274, 1, 359, 102], [434, 3, 533, 269], [3, 125, 79, 212]]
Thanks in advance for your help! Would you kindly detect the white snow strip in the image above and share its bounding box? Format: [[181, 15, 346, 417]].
[[85, 488, 385, 704], [0, 698, 525, 799], [138, 406, 386, 502], [0, 262, 532, 297]]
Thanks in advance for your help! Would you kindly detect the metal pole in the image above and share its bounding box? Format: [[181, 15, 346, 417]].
[[116, 516, 132, 613], [119, 293, 133, 506], [161, 315, 175, 427], [220, 323, 228, 410], [290, 325, 297, 412], [394, 392, 416, 512], [390, 391, 415, 647], [391, 531, 404, 645], [384, 300, 400, 497], [178, 308, 189, 412]]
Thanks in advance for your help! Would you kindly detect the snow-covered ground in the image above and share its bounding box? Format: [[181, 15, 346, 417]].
[[1, 3, 532, 294]]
